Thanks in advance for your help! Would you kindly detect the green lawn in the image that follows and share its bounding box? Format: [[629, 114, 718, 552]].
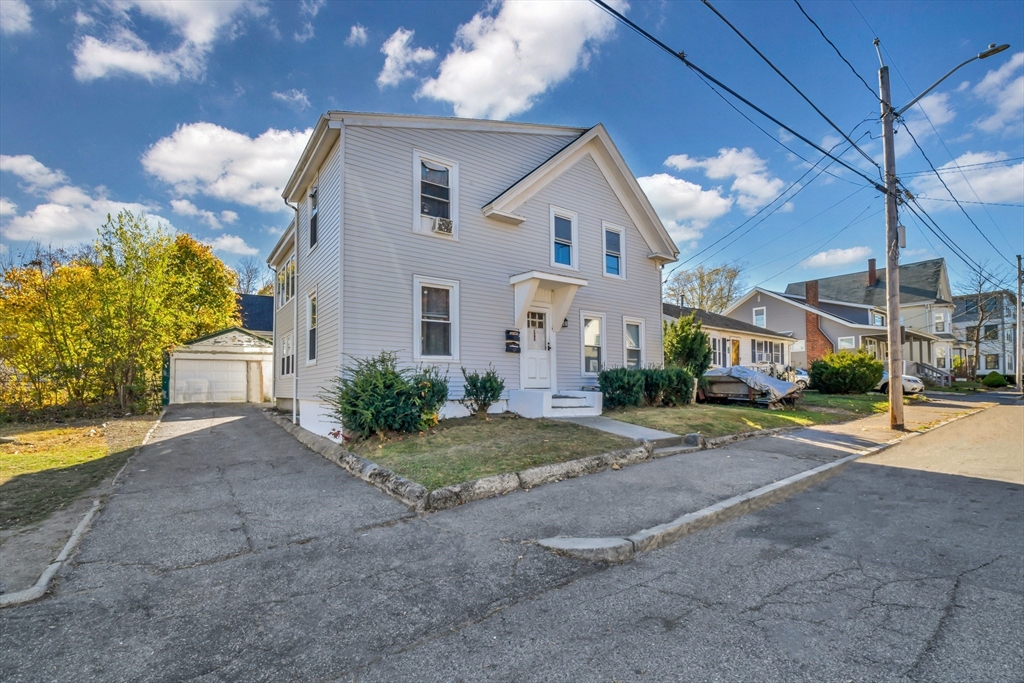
[[609, 402, 850, 438], [348, 414, 634, 491], [0, 416, 156, 528], [924, 381, 986, 393], [796, 391, 890, 415]]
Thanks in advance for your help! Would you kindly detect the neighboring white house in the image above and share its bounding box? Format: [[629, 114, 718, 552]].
[[953, 290, 1018, 377], [267, 111, 679, 438], [662, 303, 794, 369], [165, 328, 273, 404]]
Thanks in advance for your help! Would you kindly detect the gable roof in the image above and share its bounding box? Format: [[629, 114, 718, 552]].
[[238, 294, 274, 332], [663, 303, 793, 340], [724, 287, 881, 330], [481, 124, 679, 263], [179, 327, 272, 347], [784, 258, 949, 306]]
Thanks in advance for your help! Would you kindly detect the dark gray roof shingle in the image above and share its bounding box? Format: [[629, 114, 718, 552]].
[[784, 258, 948, 306], [663, 303, 793, 339], [238, 294, 274, 332]]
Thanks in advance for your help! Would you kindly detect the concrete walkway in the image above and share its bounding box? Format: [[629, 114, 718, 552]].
[[558, 415, 681, 447]]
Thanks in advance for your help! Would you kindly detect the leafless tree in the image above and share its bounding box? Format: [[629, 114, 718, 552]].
[[664, 264, 745, 313], [955, 262, 1013, 372], [235, 256, 267, 295]]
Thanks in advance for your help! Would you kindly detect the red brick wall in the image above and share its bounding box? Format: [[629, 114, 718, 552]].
[[804, 280, 834, 362]]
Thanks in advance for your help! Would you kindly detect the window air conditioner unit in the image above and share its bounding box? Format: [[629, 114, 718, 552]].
[[432, 217, 454, 235]]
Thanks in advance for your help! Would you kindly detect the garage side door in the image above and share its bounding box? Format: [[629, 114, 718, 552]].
[[173, 359, 247, 403]]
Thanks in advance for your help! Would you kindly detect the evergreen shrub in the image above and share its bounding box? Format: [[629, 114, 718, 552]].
[[809, 350, 884, 394], [981, 370, 1009, 388], [599, 367, 644, 409], [460, 366, 505, 418]]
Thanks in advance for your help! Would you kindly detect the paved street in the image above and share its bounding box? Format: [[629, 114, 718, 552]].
[[1, 402, 1021, 682]]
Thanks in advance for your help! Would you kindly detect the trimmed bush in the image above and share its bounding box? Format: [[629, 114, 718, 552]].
[[662, 367, 695, 406], [599, 367, 644, 409], [809, 350, 884, 394], [982, 370, 1009, 388], [640, 367, 670, 406], [322, 351, 449, 438], [460, 366, 505, 419], [663, 314, 713, 377]]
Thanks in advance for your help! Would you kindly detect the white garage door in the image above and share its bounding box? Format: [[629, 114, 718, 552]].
[[173, 359, 247, 403]]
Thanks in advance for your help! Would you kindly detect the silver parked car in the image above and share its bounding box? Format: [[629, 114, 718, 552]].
[[875, 372, 924, 394]]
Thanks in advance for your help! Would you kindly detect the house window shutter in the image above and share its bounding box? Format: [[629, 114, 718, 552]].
[[751, 339, 756, 364], [780, 342, 785, 365]]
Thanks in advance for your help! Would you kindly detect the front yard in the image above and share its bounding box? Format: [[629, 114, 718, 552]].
[[348, 414, 634, 491], [0, 416, 157, 528]]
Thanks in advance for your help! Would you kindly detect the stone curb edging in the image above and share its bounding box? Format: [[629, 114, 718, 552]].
[[0, 409, 166, 608], [538, 405, 990, 564], [263, 411, 652, 512]]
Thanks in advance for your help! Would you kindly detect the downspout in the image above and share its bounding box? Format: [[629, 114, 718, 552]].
[[286, 198, 299, 424], [270, 265, 277, 405]]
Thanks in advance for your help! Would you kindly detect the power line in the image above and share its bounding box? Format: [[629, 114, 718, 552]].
[[793, 0, 879, 101], [899, 156, 1024, 176], [911, 196, 1024, 208], [900, 122, 1014, 266], [589, 0, 887, 192], [700, 0, 881, 171]]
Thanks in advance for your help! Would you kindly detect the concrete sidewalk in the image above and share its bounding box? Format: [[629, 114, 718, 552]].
[[429, 395, 992, 548]]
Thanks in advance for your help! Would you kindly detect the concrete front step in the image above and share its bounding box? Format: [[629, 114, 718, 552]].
[[551, 395, 588, 408]]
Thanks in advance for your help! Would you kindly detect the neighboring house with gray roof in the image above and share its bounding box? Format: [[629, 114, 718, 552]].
[[663, 303, 794, 370], [953, 290, 1018, 377]]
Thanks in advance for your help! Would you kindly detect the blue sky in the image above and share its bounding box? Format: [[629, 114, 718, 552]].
[[1, 0, 1021, 292]]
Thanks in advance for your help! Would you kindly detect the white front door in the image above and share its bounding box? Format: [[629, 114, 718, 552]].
[[523, 308, 551, 389]]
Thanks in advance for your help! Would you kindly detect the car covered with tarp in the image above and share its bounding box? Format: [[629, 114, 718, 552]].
[[701, 366, 801, 407]]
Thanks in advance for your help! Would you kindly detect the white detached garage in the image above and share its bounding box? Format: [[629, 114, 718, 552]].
[[166, 328, 273, 404]]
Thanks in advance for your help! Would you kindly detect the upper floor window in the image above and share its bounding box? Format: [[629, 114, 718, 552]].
[[551, 207, 577, 270], [414, 151, 458, 239], [934, 311, 945, 333], [753, 307, 766, 328], [624, 319, 644, 368], [307, 291, 317, 363], [276, 257, 295, 309], [872, 312, 885, 326], [413, 275, 459, 361], [604, 224, 624, 278], [309, 187, 319, 249], [984, 324, 998, 340]]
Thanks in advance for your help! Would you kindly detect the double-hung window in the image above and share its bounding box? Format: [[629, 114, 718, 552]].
[[711, 338, 722, 367], [581, 313, 604, 374], [280, 333, 294, 376], [753, 307, 766, 328], [276, 257, 295, 308], [984, 324, 998, 340], [934, 311, 945, 333], [309, 187, 319, 249], [420, 162, 450, 219], [414, 151, 458, 238], [413, 275, 459, 360], [604, 224, 624, 278], [551, 207, 577, 269], [624, 318, 644, 369], [985, 354, 999, 370], [307, 291, 317, 363], [872, 312, 885, 326]]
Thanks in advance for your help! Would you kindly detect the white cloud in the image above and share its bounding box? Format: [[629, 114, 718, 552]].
[[665, 147, 786, 214], [0, 198, 17, 216], [973, 52, 1024, 134], [272, 88, 311, 110], [205, 234, 258, 255], [419, 0, 623, 120], [345, 24, 368, 47], [377, 28, 435, 88], [0, 155, 166, 245], [898, 92, 956, 157], [0, 0, 32, 35], [0, 154, 69, 192], [802, 246, 872, 269], [142, 122, 311, 213], [170, 199, 237, 230], [909, 150, 1024, 207], [73, 0, 264, 83], [637, 173, 733, 243], [294, 0, 326, 43]]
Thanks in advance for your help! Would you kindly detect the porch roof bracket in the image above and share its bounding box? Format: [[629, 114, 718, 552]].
[[550, 285, 579, 331], [513, 278, 541, 330], [509, 270, 588, 330]]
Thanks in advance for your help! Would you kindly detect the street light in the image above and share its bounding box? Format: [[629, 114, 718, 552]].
[[877, 41, 1010, 430]]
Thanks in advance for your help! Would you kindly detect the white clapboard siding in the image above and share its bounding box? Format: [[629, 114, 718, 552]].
[[274, 294, 295, 398]]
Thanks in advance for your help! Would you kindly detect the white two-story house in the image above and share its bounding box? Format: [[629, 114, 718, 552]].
[[267, 112, 678, 438]]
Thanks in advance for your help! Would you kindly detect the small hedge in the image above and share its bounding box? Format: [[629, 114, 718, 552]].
[[460, 366, 505, 418], [809, 350, 884, 394], [322, 351, 448, 438], [981, 370, 1009, 388], [601, 366, 694, 409]]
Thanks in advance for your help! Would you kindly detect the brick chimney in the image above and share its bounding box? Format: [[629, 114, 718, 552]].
[[868, 258, 877, 286], [803, 280, 833, 362]]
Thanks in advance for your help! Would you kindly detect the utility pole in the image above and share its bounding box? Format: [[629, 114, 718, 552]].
[[877, 46, 904, 429], [1017, 254, 1022, 393]]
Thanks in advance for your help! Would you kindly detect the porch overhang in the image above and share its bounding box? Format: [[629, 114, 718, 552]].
[[509, 270, 588, 330]]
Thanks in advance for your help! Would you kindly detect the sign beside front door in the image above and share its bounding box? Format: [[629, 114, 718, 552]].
[[523, 309, 551, 389]]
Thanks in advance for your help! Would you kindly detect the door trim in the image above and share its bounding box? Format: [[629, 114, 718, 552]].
[[520, 303, 555, 391]]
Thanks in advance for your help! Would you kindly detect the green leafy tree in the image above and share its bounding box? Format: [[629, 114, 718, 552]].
[[663, 314, 713, 377]]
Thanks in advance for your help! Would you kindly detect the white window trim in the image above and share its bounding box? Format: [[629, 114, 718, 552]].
[[276, 256, 295, 310], [413, 274, 460, 362], [413, 150, 459, 241], [837, 336, 856, 350], [306, 287, 318, 365], [623, 317, 645, 369], [580, 310, 606, 376], [550, 205, 579, 271], [752, 306, 766, 328], [602, 221, 626, 280], [280, 332, 294, 377]]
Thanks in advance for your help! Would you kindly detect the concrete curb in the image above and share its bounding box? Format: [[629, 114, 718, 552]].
[[537, 405, 990, 564], [0, 409, 166, 608]]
